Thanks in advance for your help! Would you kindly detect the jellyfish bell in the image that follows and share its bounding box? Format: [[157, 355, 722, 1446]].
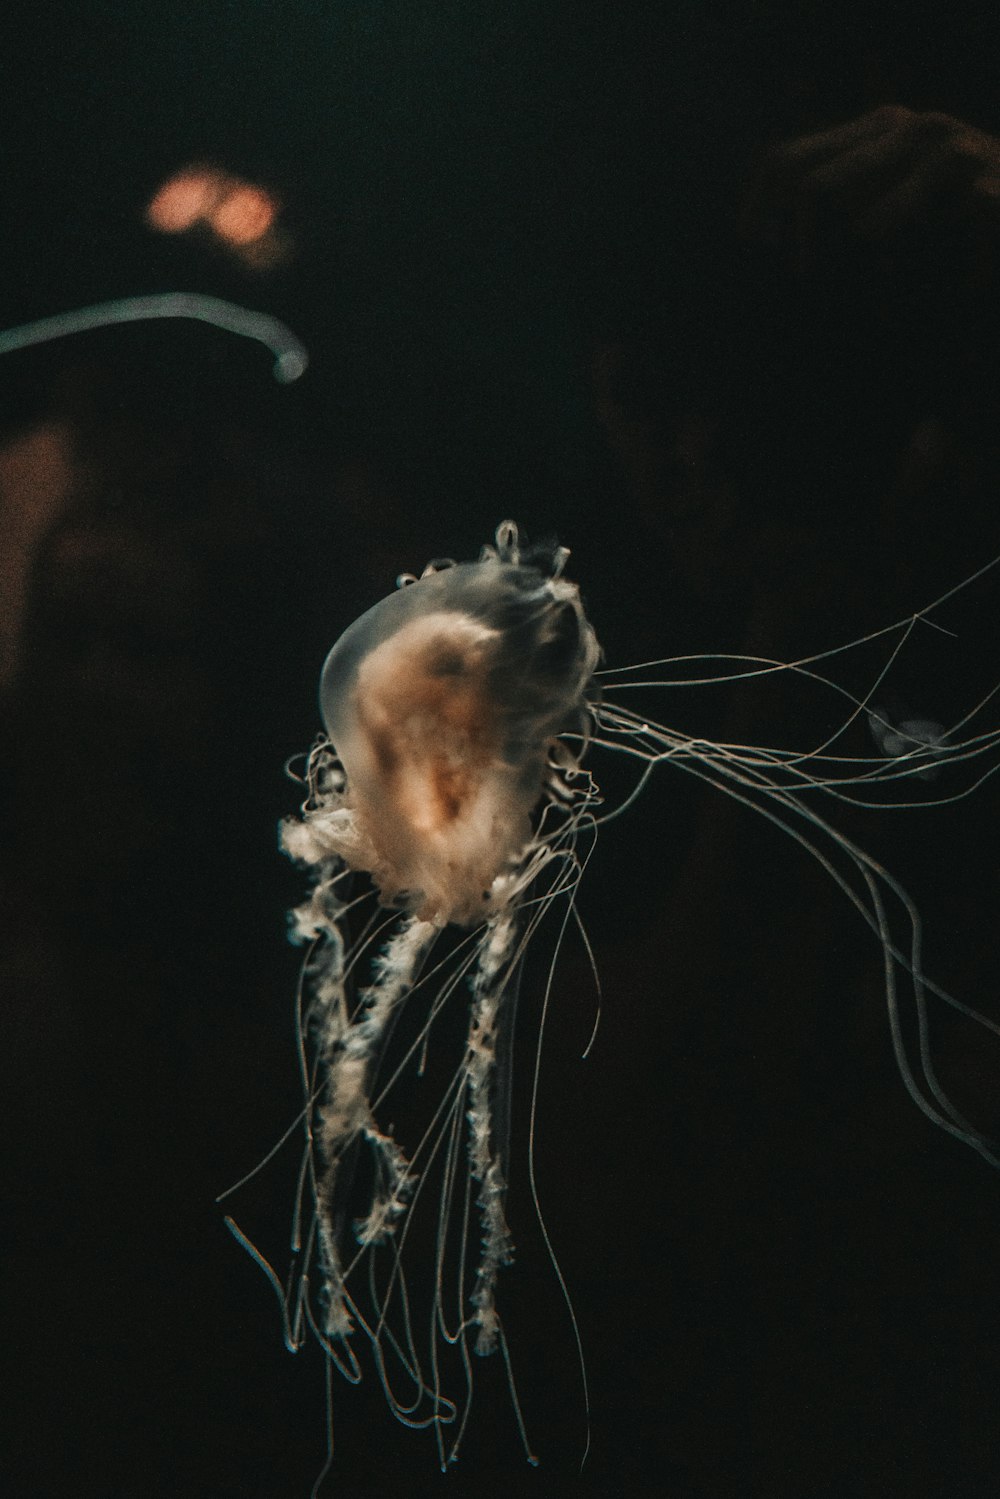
[[289, 525, 600, 926]]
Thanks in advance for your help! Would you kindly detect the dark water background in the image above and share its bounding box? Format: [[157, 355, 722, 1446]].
[[3, 4, 1000, 1495]]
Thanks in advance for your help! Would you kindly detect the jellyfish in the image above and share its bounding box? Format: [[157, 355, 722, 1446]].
[[222, 522, 1000, 1488], [225, 523, 601, 1474]]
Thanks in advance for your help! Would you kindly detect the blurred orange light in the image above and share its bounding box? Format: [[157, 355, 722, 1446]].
[[146, 170, 222, 233], [146, 166, 288, 269], [210, 184, 277, 245]]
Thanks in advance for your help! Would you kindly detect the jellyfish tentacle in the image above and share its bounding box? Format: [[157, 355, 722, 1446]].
[[465, 906, 519, 1354], [314, 915, 438, 1336]]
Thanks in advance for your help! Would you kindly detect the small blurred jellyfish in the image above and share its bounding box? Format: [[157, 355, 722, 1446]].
[[219, 522, 1000, 1487], [867, 697, 951, 780]]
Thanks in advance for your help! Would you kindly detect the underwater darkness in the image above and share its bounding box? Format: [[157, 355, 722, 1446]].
[[4, 2, 1000, 1495]]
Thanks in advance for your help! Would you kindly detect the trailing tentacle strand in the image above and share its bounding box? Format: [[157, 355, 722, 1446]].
[[464, 907, 520, 1354], [316, 915, 437, 1337]]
